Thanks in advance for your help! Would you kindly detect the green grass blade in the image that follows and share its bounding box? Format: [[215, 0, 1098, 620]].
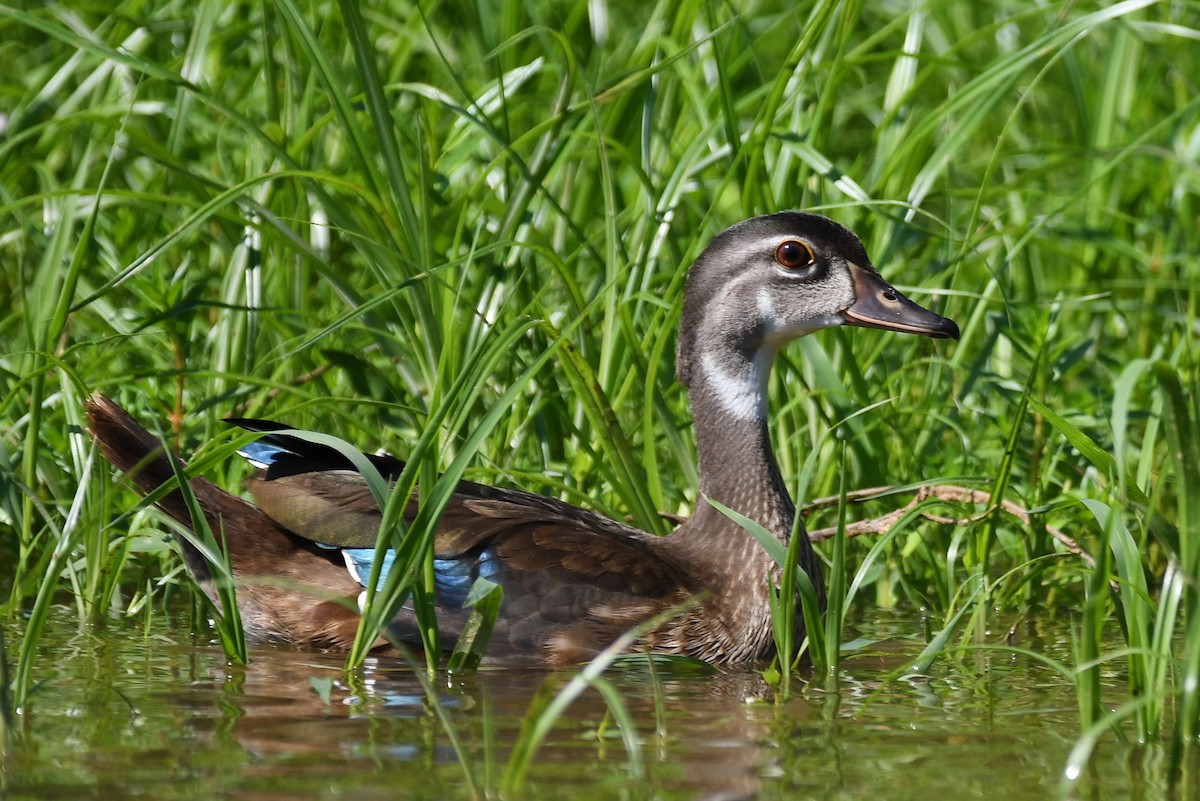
[[904, 582, 982, 676], [501, 605, 683, 796], [446, 578, 503, 675]]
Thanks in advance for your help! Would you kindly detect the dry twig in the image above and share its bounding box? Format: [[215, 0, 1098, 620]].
[[800, 484, 1093, 568]]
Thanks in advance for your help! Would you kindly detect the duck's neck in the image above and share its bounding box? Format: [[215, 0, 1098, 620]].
[[693, 347, 792, 527], [676, 341, 813, 587]]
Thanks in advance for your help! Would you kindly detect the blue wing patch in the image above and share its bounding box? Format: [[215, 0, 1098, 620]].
[[236, 440, 290, 469], [340, 547, 500, 609]]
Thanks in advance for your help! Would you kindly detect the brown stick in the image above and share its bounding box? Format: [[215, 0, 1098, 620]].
[[800, 484, 1094, 568]]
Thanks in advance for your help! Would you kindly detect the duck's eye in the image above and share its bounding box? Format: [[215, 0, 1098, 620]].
[[775, 240, 816, 271]]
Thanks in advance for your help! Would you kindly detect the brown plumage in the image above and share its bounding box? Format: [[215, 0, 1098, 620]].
[[85, 396, 365, 648], [86, 212, 958, 665]]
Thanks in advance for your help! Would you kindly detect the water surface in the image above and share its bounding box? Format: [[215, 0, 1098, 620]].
[[0, 611, 1173, 800]]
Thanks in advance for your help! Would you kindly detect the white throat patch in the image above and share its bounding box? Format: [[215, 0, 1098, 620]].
[[701, 351, 770, 422]]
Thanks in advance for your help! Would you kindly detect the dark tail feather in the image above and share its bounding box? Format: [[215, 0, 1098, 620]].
[[85, 394, 222, 587], [84, 394, 367, 649], [86, 395, 213, 531]]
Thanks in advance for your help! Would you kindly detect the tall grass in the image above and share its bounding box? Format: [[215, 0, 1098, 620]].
[[1, 0, 1198, 784]]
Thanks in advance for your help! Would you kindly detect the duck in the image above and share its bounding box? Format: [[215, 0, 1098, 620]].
[[86, 211, 958, 666]]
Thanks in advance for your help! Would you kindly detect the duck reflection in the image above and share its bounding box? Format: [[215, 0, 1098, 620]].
[[187, 646, 796, 800]]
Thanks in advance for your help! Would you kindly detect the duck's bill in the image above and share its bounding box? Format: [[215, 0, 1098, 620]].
[[842, 263, 960, 340]]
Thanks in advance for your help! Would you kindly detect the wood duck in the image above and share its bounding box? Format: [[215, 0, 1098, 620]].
[[86, 212, 958, 666]]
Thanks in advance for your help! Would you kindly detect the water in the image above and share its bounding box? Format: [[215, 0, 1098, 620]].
[[0, 611, 1180, 800]]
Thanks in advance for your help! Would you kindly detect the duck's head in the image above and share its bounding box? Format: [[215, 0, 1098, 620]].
[[676, 211, 959, 388]]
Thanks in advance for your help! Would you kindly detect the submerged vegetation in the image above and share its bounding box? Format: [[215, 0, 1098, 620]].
[[1, 0, 1199, 791]]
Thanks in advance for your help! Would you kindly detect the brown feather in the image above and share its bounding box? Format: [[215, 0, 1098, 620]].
[[85, 396, 366, 650], [84, 395, 708, 664]]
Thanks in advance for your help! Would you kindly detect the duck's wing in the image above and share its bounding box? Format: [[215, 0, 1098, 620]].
[[237, 425, 693, 665]]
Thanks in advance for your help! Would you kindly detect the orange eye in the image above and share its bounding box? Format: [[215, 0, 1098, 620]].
[[775, 240, 815, 270]]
